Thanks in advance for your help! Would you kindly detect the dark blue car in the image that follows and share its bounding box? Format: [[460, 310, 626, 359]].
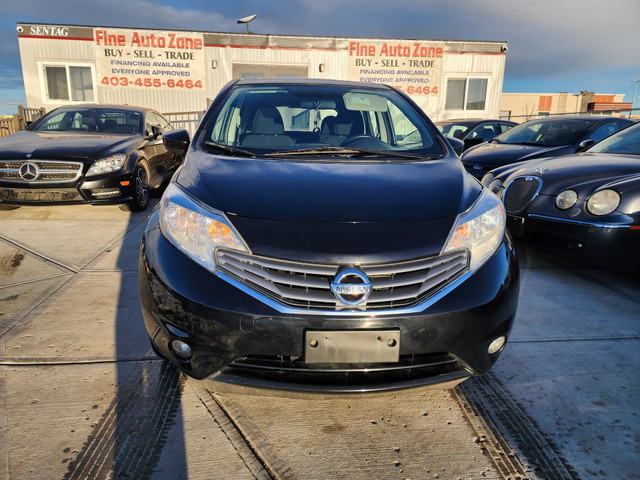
[[139, 78, 519, 392], [461, 115, 634, 178]]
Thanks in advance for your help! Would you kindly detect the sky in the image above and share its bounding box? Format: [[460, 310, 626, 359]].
[[1, 0, 639, 115]]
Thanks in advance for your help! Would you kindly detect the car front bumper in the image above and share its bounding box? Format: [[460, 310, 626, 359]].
[[0, 170, 136, 206], [507, 213, 640, 269], [140, 209, 520, 392]]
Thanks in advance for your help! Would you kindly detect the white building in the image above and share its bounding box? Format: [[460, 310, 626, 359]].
[[17, 23, 507, 122]]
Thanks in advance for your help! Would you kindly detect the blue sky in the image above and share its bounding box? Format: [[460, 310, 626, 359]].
[[1, 0, 639, 115]]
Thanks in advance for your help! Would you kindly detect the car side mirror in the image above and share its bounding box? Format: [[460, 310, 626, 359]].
[[463, 137, 484, 150], [445, 136, 464, 156], [151, 125, 164, 139], [577, 139, 596, 151], [163, 129, 191, 155]]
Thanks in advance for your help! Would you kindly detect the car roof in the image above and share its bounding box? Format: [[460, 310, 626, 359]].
[[52, 104, 157, 114]]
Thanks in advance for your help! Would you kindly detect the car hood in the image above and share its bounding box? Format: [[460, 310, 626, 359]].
[[0, 130, 141, 161], [502, 153, 640, 194], [176, 151, 481, 223], [461, 141, 569, 166]]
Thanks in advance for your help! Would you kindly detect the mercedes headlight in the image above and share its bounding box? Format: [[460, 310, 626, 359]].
[[159, 183, 248, 273], [555, 190, 578, 210], [86, 154, 127, 176], [443, 189, 506, 272], [586, 189, 620, 216]]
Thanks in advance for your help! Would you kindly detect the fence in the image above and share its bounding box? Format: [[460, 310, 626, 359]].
[[0, 106, 46, 138], [163, 111, 206, 137]]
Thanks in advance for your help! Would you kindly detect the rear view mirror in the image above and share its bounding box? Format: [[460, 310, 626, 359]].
[[446, 136, 464, 156]]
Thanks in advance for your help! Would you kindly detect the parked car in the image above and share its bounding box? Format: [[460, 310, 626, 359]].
[[460, 115, 634, 178], [139, 78, 520, 392], [482, 122, 640, 269], [436, 119, 517, 152], [0, 105, 181, 211]]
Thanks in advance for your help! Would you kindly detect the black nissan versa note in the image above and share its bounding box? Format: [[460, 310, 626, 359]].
[[139, 78, 519, 392]]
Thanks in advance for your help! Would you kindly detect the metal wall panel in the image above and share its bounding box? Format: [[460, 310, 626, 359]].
[[18, 25, 507, 122]]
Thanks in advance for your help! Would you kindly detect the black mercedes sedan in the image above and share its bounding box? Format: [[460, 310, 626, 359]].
[[460, 115, 634, 178], [483, 122, 640, 269], [139, 78, 520, 392], [0, 105, 181, 211]]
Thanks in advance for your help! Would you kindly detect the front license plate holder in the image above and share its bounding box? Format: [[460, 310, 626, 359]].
[[305, 330, 400, 364]]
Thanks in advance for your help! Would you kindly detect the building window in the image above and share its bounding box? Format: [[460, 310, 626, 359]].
[[445, 78, 488, 111], [43, 64, 95, 102]]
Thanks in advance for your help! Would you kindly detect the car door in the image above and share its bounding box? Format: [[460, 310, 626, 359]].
[[155, 113, 182, 172], [143, 112, 174, 185]]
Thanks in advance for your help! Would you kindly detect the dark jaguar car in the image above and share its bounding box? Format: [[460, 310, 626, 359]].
[[139, 78, 520, 392], [461, 115, 634, 178], [483, 122, 640, 269], [0, 105, 181, 211]]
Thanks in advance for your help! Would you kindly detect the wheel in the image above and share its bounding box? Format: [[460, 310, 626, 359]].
[[120, 164, 149, 212]]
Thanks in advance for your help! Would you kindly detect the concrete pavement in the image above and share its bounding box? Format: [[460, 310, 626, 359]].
[[0, 202, 638, 479]]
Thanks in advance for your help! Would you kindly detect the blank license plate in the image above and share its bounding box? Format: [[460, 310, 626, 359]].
[[305, 330, 400, 364]]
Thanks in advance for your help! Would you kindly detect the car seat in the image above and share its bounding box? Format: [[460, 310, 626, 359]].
[[240, 107, 295, 148]]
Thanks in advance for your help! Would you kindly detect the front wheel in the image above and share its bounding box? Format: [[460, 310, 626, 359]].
[[120, 165, 149, 212]]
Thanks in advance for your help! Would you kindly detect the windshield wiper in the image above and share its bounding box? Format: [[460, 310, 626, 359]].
[[265, 147, 431, 160], [203, 141, 255, 157]]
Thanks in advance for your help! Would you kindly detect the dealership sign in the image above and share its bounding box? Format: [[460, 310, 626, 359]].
[[94, 28, 206, 91], [347, 41, 444, 95]]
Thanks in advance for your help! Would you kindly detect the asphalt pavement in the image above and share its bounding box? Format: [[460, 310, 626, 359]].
[[0, 201, 638, 480]]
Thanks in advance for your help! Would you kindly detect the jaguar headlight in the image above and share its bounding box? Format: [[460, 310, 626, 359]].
[[443, 189, 506, 272], [555, 190, 578, 210], [86, 154, 127, 176], [586, 189, 620, 216], [159, 183, 248, 273]]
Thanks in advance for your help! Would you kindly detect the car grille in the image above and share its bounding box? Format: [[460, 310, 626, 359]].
[[0, 187, 83, 203], [215, 249, 469, 311], [0, 160, 83, 184], [503, 176, 542, 213]]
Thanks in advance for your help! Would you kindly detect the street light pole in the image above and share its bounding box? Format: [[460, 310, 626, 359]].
[[630, 80, 640, 119]]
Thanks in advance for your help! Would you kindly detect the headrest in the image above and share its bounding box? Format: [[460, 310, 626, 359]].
[[252, 107, 285, 135]]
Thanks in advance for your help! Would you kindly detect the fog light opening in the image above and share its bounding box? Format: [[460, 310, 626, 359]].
[[171, 340, 193, 360], [488, 336, 506, 355]]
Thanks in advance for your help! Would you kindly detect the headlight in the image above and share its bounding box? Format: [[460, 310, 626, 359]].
[[480, 172, 494, 187], [86, 154, 127, 176], [159, 183, 248, 273], [555, 190, 578, 210], [443, 189, 506, 272], [586, 189, 620, 216]]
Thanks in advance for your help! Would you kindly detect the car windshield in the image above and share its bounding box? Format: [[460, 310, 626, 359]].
[[437, 122, 473, 139], [588, 123, 640, 155], [494, 118, 595, 147], [204, 84, 444, 158], [30, 107, 142, 135]]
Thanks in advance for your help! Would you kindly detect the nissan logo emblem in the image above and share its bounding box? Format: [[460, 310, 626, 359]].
[[19, 162, 40, 181], [330, 268, 372, 306]]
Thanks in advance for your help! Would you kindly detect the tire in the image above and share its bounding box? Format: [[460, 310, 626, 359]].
[[120, 164, 150, 212]]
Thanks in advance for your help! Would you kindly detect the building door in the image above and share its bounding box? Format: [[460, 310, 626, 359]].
[[232, 64, 308, 79]]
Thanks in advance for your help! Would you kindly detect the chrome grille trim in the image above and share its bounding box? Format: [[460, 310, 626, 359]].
[[215, 249, 469, 314], [503, 176, 543, 214], [0, 160, 83, 184]]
